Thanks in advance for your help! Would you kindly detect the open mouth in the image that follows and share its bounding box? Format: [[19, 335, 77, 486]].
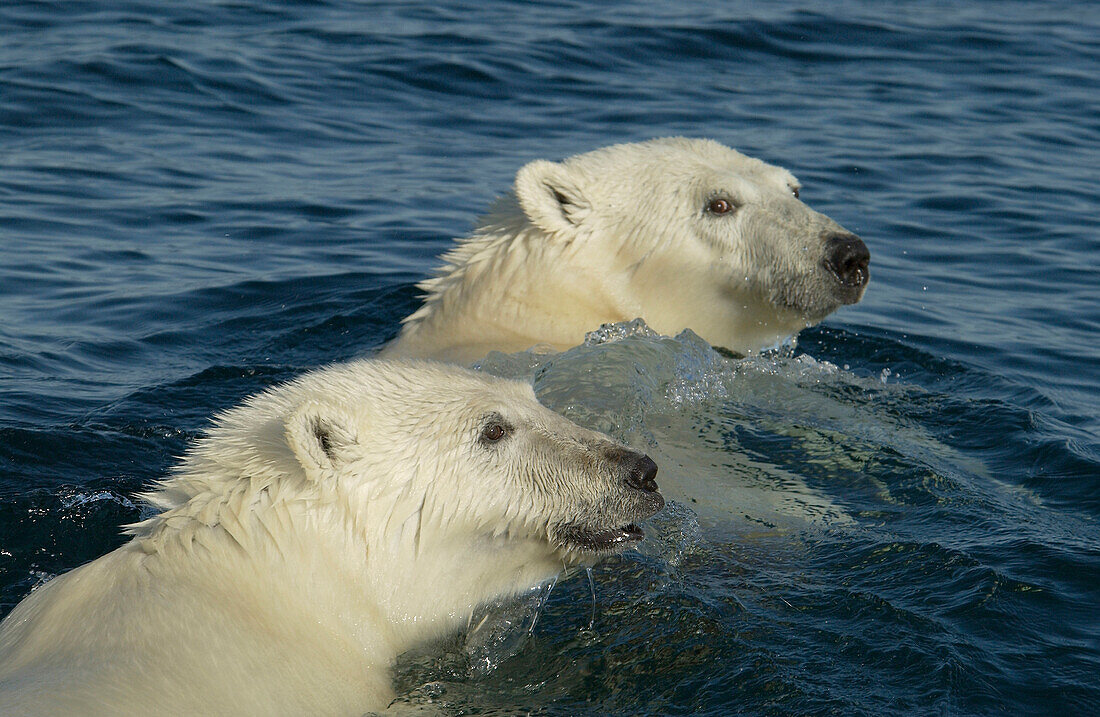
[[835, 265, 868, 289], [821, 252, 870, 305], [823, 261, 869, 290], [819, 263, 869, 307], [558, 523, 645, 553]]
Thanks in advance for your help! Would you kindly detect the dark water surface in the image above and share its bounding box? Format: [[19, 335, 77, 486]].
[[2, 1, 1098, 714]]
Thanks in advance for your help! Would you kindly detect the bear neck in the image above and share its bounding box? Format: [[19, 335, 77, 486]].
[[130, 477, 388, 635], [388, 199, 639, 362], [130, 468, 565, 673]]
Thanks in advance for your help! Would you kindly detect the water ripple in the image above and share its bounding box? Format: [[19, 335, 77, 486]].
[[1, 1, 1098, 713]]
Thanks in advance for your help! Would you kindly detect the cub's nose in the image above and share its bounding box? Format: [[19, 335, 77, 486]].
[[624, 453, 659, 493], [604, 446, 660, 493], [823, 233, 870, 288]]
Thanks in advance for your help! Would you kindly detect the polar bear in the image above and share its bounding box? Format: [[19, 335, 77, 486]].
[[383, 137, 870, 363], [0, 359, 663, 716]]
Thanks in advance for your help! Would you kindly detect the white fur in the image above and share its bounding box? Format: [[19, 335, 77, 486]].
[[383, 137, 868, 363], [0, 359, 660, 716]]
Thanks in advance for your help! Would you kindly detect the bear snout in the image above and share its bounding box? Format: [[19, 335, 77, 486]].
[[623, 453, 660, 494], [602, 447, 664, 518], [553, 446, 664, 557], [602, 446, 660, 493], [822, 232, 871, 296]]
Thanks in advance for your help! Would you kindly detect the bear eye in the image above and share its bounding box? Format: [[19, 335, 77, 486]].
[[791, 187, 800, 199], [706, 197, 735, 215], [479, 419, 511, 444]]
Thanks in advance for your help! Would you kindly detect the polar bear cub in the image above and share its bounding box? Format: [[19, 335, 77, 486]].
[[383, 137, 870, 363], [0, 359, 663, 716]]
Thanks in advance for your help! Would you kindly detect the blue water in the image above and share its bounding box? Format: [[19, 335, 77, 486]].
[[2, 1, 1098, 714]]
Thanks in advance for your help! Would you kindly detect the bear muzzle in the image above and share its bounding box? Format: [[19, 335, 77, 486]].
[[607, 447, 664, 513], [554, 448, 664, 556], [621, 451, 660, 494]]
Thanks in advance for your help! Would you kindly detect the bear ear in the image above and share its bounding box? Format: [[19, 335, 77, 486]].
[[285, 401, 359, 480], [514, 159, 591, 235]]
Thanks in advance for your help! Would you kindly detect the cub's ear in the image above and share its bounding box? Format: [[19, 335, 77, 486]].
[[514, 159, 591, 235], [285, 401, 359, 480]]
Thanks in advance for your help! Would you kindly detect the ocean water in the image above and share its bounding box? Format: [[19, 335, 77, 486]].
[[1, 1, 1098, 714]]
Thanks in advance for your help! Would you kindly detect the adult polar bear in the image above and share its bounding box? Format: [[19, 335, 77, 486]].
[[383, 137, 869, 363], [0, 360, 663, 716]]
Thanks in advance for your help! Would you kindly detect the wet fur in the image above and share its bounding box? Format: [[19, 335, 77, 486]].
[[385, 137, 866, 363], [0, 359, 659, 716]]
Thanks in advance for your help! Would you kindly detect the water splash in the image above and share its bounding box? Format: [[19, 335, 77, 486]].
[[478, 319, 948, 531], [463, 577, 558, 676], [57, 488, 137, 511], [584, 566, 596, 630]]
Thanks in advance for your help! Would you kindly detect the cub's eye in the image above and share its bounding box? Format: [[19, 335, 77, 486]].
[[480, 422, 509, 443], [707, 198, 734, 215], [791, 187, 800, 199]]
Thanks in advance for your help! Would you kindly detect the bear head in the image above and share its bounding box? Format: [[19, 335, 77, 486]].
[[514, 137, 870, 354], [197, 359, 665, 630]]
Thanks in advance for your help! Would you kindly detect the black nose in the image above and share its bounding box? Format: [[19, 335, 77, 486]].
[[623, 453, 659, 494], [823, 233, 870, 288]]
